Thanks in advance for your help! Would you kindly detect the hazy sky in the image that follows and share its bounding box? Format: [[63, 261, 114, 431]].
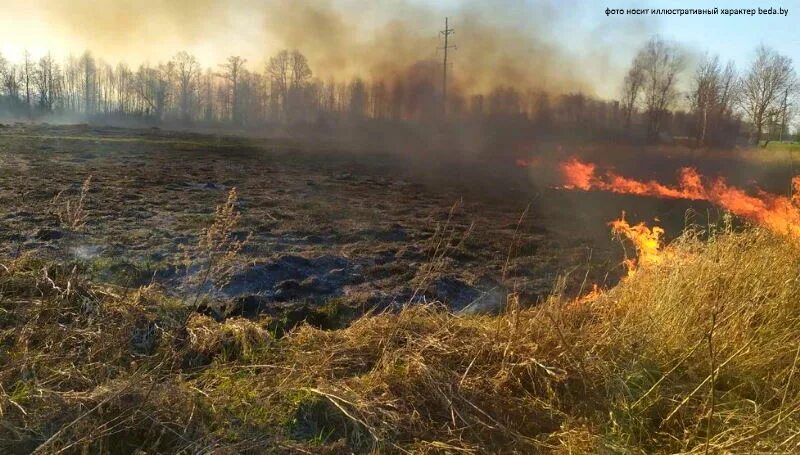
[[0, 0, 797, 99]]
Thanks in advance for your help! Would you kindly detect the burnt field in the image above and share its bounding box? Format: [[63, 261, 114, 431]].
[[0, 124, 614, 319], [0, 124, 759, 319]]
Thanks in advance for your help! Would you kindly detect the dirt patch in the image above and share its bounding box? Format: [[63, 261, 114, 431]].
[[224, 254, 361, 299]]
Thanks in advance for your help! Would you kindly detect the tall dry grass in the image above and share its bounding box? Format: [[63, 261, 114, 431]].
[[180, 187, 251, 310], [582, 227, 800, 452], [52, 175, 92, 231], [1, 225, 798, 453], [248, 227, 798, 453]]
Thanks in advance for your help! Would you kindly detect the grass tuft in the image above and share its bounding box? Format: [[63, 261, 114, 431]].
[[52, 175, 93, 231]]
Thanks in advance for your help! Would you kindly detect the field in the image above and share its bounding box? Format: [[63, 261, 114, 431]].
[[0, 123, 580, 312], [1, 123, 798, 453], [1, 123, 689, 312], [766, 141, 800, 153]]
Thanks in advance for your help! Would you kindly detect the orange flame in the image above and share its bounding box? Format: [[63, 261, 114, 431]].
[[609, 212, 666, 276], [560, 158, 800, 240], [575, 283, 603, 305], [560, 157, 596, 190]]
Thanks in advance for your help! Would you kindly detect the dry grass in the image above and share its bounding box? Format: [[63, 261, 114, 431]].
[[52, 175, 92, 231], [180, 187, 251, 308], [411, 199, 474, 302], [1, 225, 799, 453]]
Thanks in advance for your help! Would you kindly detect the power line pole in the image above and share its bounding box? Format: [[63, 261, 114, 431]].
[[439, 17, 456, 117], [779, 87, 789, 142]]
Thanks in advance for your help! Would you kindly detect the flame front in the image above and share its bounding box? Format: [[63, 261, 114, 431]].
[[560, 158, 800, 240]]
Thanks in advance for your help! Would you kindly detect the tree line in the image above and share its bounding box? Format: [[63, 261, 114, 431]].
[[0, 39, 797, 147], [0, 48, 632, 133], [621, 36, 797, 146]]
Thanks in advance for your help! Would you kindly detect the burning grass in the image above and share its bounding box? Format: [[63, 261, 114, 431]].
[[2, 223, 799, 453], [609, 212, 669, 276], [560, 157, 800, 240]]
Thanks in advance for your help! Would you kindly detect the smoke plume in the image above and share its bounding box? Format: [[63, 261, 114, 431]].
[[2, 0, 656, 98]]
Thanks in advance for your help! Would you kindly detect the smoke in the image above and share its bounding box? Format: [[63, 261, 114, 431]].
[[258, 0, 655, 97], [2, 0, 657, 98]]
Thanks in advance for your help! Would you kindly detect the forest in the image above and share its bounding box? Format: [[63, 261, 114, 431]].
[[1, 36, 797, 148]]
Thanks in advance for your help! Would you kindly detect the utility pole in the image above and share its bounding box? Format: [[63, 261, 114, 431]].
[[439, 17, 456, 117], [779, 87, 789, 142]]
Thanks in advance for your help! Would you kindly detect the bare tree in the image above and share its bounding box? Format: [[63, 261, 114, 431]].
[[289, 50, 312, 89], [0, 53, 16, 103], [173, 51, 200, 123], [266, 50, 291, 121], [79, 51, 96, 116], [134, 63, 172, 120], [772, 83, 799, 143], [348, 77, 368, 119], [717, 61, 737, 117], [201, 69, 216, 122], [114, 63, 132, 114], [692, 55, 717, 145], [266, 49, 313, 122], [34, 53, 58, 112], [220, 56, 246, 125], [266, 50, 289, 94], [287, 50, 312, 121], [636, 36, 684, 141], [621, 55, 645, 130], [22, 50, 33, 116], [156, 62, 175, 120], [689, 57, 738, 147], [738, 45, 795, 146], [371, 80, 388, 119]]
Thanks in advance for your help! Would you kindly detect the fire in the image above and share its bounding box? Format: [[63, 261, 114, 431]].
[[560, 158, 800, 240], [560, 157, 596, 190], [559, 158, 705, 200], [575, 283, 603, 305], [609, 212, 666, 276]]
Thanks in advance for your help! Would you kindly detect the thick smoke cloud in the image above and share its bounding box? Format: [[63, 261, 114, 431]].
[[263, 1, 589, 94], [2, 0, 656, 98]]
